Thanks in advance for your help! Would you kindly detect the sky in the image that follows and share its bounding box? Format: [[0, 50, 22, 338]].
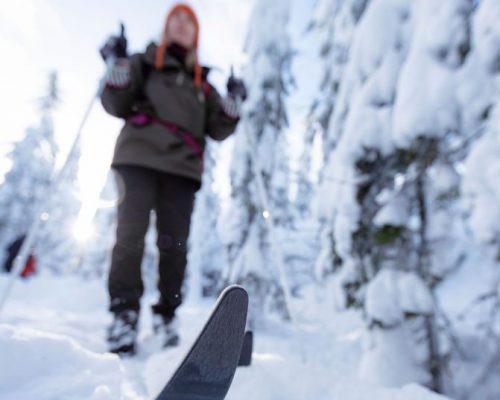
[[0, 0, 320, 237]]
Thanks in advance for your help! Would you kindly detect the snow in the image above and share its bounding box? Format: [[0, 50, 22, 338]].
[[473, 0, 500, 72], [463, 103, 500, 243], [437, 246, 498, 320], [0, 325, 132, 400], [366, 270, 405, 326], [365, 270, 433, 326], [393, 17, 460, 145], [0, 273, 450, 400], [427, 162, 460, 195], [359, 326, 431, 388], [362, 270, 435, 387], [374, 192, 410, 227]]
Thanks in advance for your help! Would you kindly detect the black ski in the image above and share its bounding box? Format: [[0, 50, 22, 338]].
[[155, 285, 249, 400]]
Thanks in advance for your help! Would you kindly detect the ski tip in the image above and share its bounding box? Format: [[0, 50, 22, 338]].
[[221, 284, 247, 295], [219, 285, 249, 304]]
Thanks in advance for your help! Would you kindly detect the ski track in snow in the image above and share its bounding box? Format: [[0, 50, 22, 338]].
[[0, 274, 450, 399]]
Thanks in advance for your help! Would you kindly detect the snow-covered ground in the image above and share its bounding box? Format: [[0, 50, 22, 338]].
[[0, 273, 450, 399]]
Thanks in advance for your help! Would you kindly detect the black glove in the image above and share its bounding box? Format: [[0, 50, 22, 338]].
[[100, 23, 128, 61], [227, 68, 248, 101]]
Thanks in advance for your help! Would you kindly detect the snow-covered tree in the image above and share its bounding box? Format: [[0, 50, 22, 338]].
[[452, 3, 500, 395], [307, 0, 369, 160], [0, 72, 84, 274], [307, 0, 370, 279], [35, 137, 82, 274], [0, 72, 59, 266], [220, 0, 294, 323], [314, 0, 500, 397]]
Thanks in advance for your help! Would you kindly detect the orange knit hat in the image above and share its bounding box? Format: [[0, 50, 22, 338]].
[[156, 3, 202, 86]]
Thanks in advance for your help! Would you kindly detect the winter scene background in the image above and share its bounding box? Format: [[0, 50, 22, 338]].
[[1, 0, 499, 399]]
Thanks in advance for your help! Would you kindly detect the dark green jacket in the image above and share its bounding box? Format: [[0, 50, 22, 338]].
[[101, 43, 238, 182]]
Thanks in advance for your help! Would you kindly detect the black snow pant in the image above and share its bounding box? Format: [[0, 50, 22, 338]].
[[108, 165, 200, 319]]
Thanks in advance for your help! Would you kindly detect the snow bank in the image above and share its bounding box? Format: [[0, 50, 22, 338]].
[[0, 325, 140, 400], [228, 354, 449, 400], [0, 273, 454, 400]]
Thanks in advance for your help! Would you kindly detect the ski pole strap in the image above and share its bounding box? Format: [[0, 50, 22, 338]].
[[128, 113, 204, 168]]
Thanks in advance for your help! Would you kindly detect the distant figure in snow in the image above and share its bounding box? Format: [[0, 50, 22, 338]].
[[3, 235, 37, 278], [100, 3, 247, 355]]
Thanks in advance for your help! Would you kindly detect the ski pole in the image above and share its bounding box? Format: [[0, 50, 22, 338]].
[[241, 119, 309, 363], [241, 121, 298, 324], [228, 78, 298, 324], [0, 57, 116, 319]]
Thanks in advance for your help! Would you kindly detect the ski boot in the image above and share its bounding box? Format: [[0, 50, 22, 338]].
[[152, 307, 180, 348], [107, 309, 139, 356]]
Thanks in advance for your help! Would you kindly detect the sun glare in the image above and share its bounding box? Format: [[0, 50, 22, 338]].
[[72, 220, 94, 244]]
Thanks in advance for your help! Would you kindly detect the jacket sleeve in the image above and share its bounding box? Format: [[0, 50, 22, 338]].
[[204, 84, 239, 141], [100, 53, 144, 119]]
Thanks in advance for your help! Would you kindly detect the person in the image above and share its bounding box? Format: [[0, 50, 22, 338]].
[[3, 235, 37, 278], [100, 3, 247, 355]]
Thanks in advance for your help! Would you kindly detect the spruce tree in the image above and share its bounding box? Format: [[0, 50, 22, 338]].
[[221, 0, 294, 323]]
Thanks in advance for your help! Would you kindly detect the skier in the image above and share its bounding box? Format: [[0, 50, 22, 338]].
[[3, 235, 37, 278], [100, 3, 247, 355]]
